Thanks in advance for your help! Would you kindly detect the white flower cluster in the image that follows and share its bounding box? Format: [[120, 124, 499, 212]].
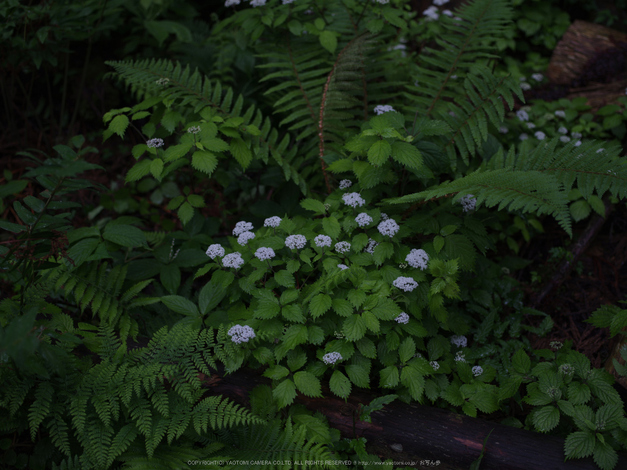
[[392, 276, 418, 292], [314, 234, 332, 248], [558, 126, 568, 134], [355, 212, 373, 227], [337, 264, 349, 270], [454, 352, 466, 362], [147, 138, 164, 148], [233, 221, 254, 236], [378, 219, 399, 237], [255, 247, 275, 261], [450, 335, 467, 347], [187, 126, 201, 134], [250, 0, 266, 6], [205, 244, 225, 259], [339, 179, 352, 189], [228, 324, 256, 344], [223, 252, 245, 269], [520, 82, 531, 91], [342, 192, 366, 208], [264, 216, 282, 228], [430, 361, 440, 371], [433, 0, 450, 5], [406, 249, 429, 270], [535, 131, 546, 140], [472, 366, 483, 377], [238, 231, 255, 246], [364, 238, 378, 254], [531, 73, 544, 82], [380, 212, 389, 220], [285, 234, 307, 250], [322, 352, 342, 365], [423, 6, 439, 20], [555, 110, 566, 118], [559, 364, 574, 376], [516, 110, 529, 122], [395, 312, 410, 324], [229, 324, 256, 345], [499, 126, 508, 134], [519, 133, 528, 141], [459, 194, 476, 212], [225, 0, 240, 5], [335, 241, 351, 254], [526, 122, 536, 129], [374, 105, 395, 115]]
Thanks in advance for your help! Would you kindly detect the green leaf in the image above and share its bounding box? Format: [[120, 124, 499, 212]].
[[310, 294, 332, 318], [0, 180, 28, 198], [391, 141, 423, 171], [0, 220, 26, 233], [319, 30, 337, 53], [282, 324, 308, 349], [66, 238, 100, 266], [286, 259, 300, 273], [300, 198, 326, 215], [345, 364, 370, 388], [23, 196, 45, 213], [380, 366, 400, 389], [150, 158, 164, 179], [294, 371, 322, 397], [199, 282, 225, 315], [191, 150, 218, 176], [322, 217, 341, 240], [164, 143, 192, 162], [329, 370, 351, 398], [263, 365, 290, 380], [178, 202, 194, 225], [274, 270, 295, 288], [400, 364, 424, 400], [103, 224, 147, 248], [125, 160, 152, 182], [343, 315, 367, 341], [564, 431, 595, 459], [160, 265, 181, 294], [593, 440, 619, 470], [568, 382, 591, 405], [367, 140, 391, 166], [254, 300, 281, 320], [332, 298, 353, 317], [109, 114, 129, 138], [230, 138, 252, 170], [512, 349, 531, 374], [282, 304, 305, 323], [398, 337, 416, 364], [161, 295, 199, 316], [361, 311, 380, 333], [273, 379, 297, 408], [280, 289, 299, 305], [533, 406, 560, 433], [13, 201, 36, 225], [347, 290, 367, 309], [570, 200, 591, 222], [433, 235, 445, 253], [373, 242, 394, 266]]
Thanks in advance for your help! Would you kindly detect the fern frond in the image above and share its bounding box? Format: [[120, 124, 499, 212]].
[[28, 381, 54, 440]]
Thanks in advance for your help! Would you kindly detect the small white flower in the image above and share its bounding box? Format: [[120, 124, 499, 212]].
[[558, 126, 568, 134], [519, 133, 528, 141], [285, 234, 307, 250], [459, 194, 476, 212], [228, 324, 256, 344], [520, 82, 532, 91], [531, 73, 544, 82], [255, 247, 275, 261], [526, 122, 536, 129], [342, 192, 366, 208], [454, 352, 466, 362], [450, 335, 467, 347], [555, 110, 566, 118], [535, 131, 546, 140], [472, 366, 483, 377], [442, 9, 453, 16], [392, 276, 418, 292], [430, 361, 440, 371], [238, 231, 255, 246], [378, 219, 400, 237], [250, 0, 266, 6], [223, 252, 245, 269], [423, 6, 439, 20], [206, 244, 225, 259], [187, 126, 201, 134], [575, 140, 582, 147], [597, 148, 605, 153], [559, 363, 574, 376], [264, 216, 282, 228], [364, 238, 379, 254], [337, 263, 349, 270], [520, 76, 527, 82], [335, 241, 351, 254], [433, 0, 449, 4], [380, 212, 389, 220], [406, 249, 429, 270], [314, 234, 332, 248], [322, 352, 342, 365], [147, 138, 164, 148], [560, 136, 571, 143], [339, 179, 352, 189], [498, 126, 508, 134], [516, 110, 529, 122], [355, 212, 373, 227], [233, 221, 254, 236], [395, 312, 410, 324], [374, 105, 395, 115], [571, 131, 582, 139], [225, 0, 240, 5]]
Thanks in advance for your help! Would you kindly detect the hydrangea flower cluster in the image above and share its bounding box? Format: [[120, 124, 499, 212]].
[[459, 194, 476, 212], [378, 218, 399, 237], [374, 104, 395, 115], [285, 234, 307, 250], [314, 234, 332, 248], [228, 324, 256, 344], [238, 231, 255, 246], [222, 252, 245, 269], [233, 221, 254, 236], [147, 138, 164, 148], [406, 249, 429, 270], [264, 216, 282, 228], [392, 276, 418, 292], [339, 179, 352, 189], [450, 335, 467, 347], [364, 238, 378, 254], [342, 192, 366, 208], [395, 312, 409, 324], [355, 213, 373, 227], [472, 366, 483, 377], [322, 352, 342, 365], [335, 241, 351, 254], [205, 244, 225, 259], [254, 247, 275, 261], [535, 131, 546, 140]]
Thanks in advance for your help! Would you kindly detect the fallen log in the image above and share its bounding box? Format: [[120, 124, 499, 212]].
[[202, 366, 627, 470]]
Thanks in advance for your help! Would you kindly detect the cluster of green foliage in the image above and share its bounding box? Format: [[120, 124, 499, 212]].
[[2, 0, 627, 469]]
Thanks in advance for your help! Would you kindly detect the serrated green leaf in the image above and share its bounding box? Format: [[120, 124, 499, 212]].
[[300, 198, 326, 214], [178, 202, 194, 225], [564, 431, 595, 459], [191, 150, 218, 176], [103, 224, 147, 248], [367, 140, 391, 166], [109, 114, 129, 138], [570, 200, 591, 222], [161, 295, 199, 316], [263, 365, 290, 380], [310, 294, 332, 318], [322, 217, 341, 240], [433, 235, 444, 253], [343, 314, 367, 341], [361, 310, 380, 333], [150, 158, 164, 179], [230, 138, 252, 170], [164, 143, 192, 162], [593, 440, 619, 470], [329, 370, 351, 398], [13, 201, 36, 225], [332, 298, 353, 317], [568, 382, 591, 405], [294, 371, 322, 397], [199, 282, 225, 315], [512, 349, 531, 374], [273, 379, 297, 408], [400, 364, 424, 400], [533, 405, 560, 433], [391, 141, 423, 170], [275, 270, 295, 288], [346, 364, 370, 388], [380, 365, 399, 388], [125, 160, 152, 182], [398, 337, 416, 364], [319, 30, 337, 53]]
